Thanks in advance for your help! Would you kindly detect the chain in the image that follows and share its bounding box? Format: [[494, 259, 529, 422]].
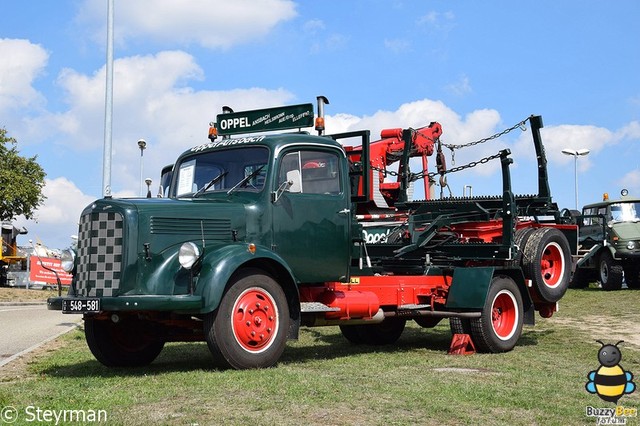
[[414, 152, 504, 181], [370, 152, 504, 181], [443, 117, 529, 165]]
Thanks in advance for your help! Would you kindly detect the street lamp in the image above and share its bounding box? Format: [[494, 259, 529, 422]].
[[562, 148, 590, 209], [145, 178, 152, 198], [138, 139, 147, 196]]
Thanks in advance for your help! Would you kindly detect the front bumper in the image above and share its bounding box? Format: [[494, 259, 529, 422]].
[[47, 294, 203, 313]]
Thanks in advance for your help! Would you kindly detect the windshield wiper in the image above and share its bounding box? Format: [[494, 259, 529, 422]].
[[193, 171, 228, 198], [227, 165, 265, 196]]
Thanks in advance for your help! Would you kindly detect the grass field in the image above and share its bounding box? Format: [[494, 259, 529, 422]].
[[1, 288, 639, 425]]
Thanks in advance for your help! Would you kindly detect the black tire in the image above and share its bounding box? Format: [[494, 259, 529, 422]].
[[469, 275, 524, 353], [339, 325, 365, 344], [84, 316, 165, 367], [569, 267, 590, 289], [449, 317, 472, 335], [623, 265, 640, 289], [599, 252, 624, 291], [513, 228, 535, 266], [522, 227, 571, 302], [414, 316, 442, 328], [339, 318, 406, 345], [204, 268, 289, 369]]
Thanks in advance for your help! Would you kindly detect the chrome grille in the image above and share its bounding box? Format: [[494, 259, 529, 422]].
[[76, 211, 123, 297]]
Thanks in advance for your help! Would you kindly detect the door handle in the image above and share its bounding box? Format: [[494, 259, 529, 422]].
[[338, 208, 350, 215]]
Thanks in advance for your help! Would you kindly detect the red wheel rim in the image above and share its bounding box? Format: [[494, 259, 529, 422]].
[[491, 290, 518, 340], [231, 287, 279, 353], [539, 242, 565, 288]]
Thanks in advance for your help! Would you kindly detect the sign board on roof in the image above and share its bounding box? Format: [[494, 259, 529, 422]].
[[216, 103, 314, 135]]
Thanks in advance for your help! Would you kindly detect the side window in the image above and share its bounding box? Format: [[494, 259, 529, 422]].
[[582, 207, 597, 226], [598, 207, 607, 223], [278, 150, 341, 195]]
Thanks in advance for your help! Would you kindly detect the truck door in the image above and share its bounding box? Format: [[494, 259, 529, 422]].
[[580, 206, 606, 249], [272, 148, 351, 283]]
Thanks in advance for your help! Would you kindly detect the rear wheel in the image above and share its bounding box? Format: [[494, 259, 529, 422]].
[[339, 318, 406, 345], [469, 275, 523, 353], [85, 316, 165, 367], [599, 252, 623, 291], [522, 228, 571, 302], [449, 317, 472, 335], [205, 269, 289, 369]]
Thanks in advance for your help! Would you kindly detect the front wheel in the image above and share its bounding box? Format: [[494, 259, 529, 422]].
[[469, 275, 524, 353], [599, 252, 623, 291], [205, 269, 289, 370], [84, 316, 165, 367]]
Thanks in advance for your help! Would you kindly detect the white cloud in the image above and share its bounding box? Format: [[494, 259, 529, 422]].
[[384, 38, 411, 53], [0, 39, 48, 113], [616, 170, 640, 196], [303, 19, 325, 34], [445, 74, 472, 96], [13, 177, 94, 248], [32, 51, 294, 197], [533, 124, 615, 172], [417, 10, 455, 31], [77, 0, 297, 49]]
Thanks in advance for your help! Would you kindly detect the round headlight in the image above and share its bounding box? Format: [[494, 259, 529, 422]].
[[179, 242, 201, 269], [627, 241, 636, 250], [60, 249, 76, 272]]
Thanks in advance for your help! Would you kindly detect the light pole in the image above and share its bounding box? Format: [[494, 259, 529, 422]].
[[562, 148, 590, 209], [138, 139, 147, 196]]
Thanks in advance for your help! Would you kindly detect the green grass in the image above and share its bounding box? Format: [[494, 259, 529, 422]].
[[2, 289, 640, 425]]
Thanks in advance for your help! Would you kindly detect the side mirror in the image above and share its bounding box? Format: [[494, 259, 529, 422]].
[[287, 170, 302, 193]]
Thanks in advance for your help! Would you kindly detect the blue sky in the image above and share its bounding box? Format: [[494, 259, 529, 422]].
[[1, 0, 639, 249]]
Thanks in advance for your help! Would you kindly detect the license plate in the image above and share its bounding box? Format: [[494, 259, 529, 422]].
[[62, 298, 101, 314]]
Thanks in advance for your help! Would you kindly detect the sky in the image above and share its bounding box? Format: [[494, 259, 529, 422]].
[[1, 0, 640, 249]]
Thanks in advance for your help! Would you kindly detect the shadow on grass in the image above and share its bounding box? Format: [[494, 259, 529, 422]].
[[42, 324, 461, 378], [42, 320, 549, 378]]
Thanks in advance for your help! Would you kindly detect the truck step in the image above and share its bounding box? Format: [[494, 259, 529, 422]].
[[398, 304, 432, 310], [300, 302, 340, 313]]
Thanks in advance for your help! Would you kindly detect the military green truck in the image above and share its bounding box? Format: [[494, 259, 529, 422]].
[[48, 98, 576, 369], [569, 190, 640, 290]]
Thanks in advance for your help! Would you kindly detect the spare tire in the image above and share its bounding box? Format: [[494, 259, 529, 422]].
[[522, 227, 571, 302]]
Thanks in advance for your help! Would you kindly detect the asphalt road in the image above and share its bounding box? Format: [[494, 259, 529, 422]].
[[0, 304, 81, 367]]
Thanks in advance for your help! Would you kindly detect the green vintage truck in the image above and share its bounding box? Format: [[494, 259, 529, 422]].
[[569, 190, 640, 290], [48, 99, 576, 369]]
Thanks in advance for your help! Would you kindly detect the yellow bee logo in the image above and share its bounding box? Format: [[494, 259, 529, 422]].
[[586, 340, 636, 403]]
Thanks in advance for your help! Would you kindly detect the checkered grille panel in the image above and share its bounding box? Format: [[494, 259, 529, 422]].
[[76, 211, 124, 297]]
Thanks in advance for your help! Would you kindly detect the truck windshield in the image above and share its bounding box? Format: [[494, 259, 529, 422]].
[[610, 202, 640, 223], [173, 147, 269, 197]]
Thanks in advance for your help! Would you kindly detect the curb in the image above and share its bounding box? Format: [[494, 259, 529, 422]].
[[0, 301, 48, 306]]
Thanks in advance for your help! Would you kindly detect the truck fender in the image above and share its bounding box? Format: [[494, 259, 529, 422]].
[[195, 244, 299, 316], [445, 267, 533, 324]]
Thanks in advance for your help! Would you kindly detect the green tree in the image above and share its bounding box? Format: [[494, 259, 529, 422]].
[[0, 127, 46, 221]]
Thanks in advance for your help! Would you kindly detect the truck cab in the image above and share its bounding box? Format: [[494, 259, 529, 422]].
[[571, 190, 640, 290]]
